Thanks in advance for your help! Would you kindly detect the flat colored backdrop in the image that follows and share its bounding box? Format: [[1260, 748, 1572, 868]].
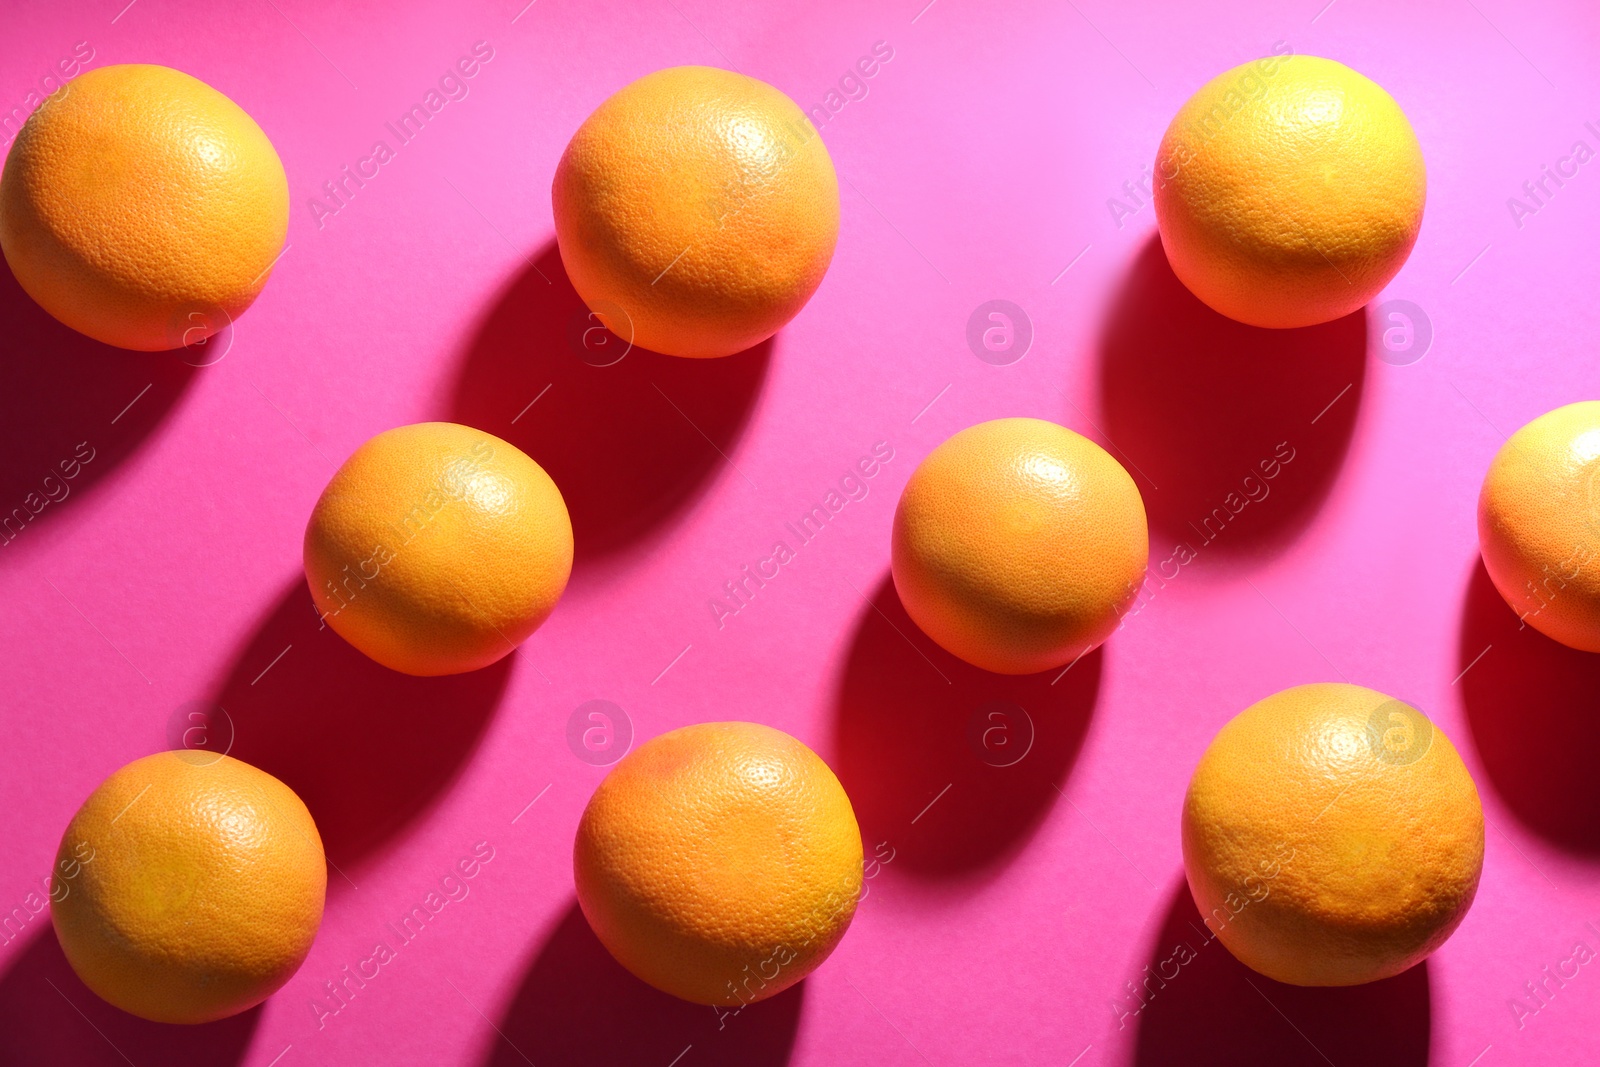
[[1, 1, 1597, 1064]]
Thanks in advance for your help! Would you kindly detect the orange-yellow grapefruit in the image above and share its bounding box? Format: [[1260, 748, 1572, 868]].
[[554, 65, 838, 358], [51, 751, 325, 1023], [305, 422, 573, 676], [0, 64, 289, 350], [1478, 401, 1600, 650], [1154, 54, 1425, 329], [1183, 683, 1484, 986], [575, 721, 862, 1005], [892, 417, 1148, 674]]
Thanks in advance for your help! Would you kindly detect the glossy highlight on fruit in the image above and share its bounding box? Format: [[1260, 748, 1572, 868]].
[[1183, 683, 1484, 986], [554, 65, 839, 358], [891, 417, 1148, 674], [575, 721, 862, 1005], [51, 751, 326, 1024], [1478, 400, 1600, 650], [0, 63, 289, 350], [1154, 53, 1425, 329], [304, 422, 573, 676]]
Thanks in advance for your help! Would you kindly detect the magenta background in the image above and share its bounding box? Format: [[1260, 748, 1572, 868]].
[[2, 0, 1599, 1065]]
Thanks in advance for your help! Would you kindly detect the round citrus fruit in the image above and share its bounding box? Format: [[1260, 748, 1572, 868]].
[[891, 417, 1148, 674], [553, 65, 839, 359], [1478, 401, 1600, 650], [1183, 683, 1484, 986], [304, 422, 573, 676], [575, 721, 862, 1005], [51, 751, 325, 1024], [0, 63, 289, 351], [1154, 54, 1425, 329]]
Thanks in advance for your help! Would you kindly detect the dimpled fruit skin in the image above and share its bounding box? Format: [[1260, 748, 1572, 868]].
[[1478, 401, 1600, 651], [553, 65, 839, 359], [891, 418, 1148, 675], [1154, 54, 1425, 329], [1183, 683, 1484, 987], [304, 422, 573, 676], [0, 64, 289, 351], [574, 722, 863, 1005], [51, 752, 325, 1024]]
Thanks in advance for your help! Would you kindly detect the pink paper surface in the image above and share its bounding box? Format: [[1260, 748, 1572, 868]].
[[2, 1, 1599, 1065]]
